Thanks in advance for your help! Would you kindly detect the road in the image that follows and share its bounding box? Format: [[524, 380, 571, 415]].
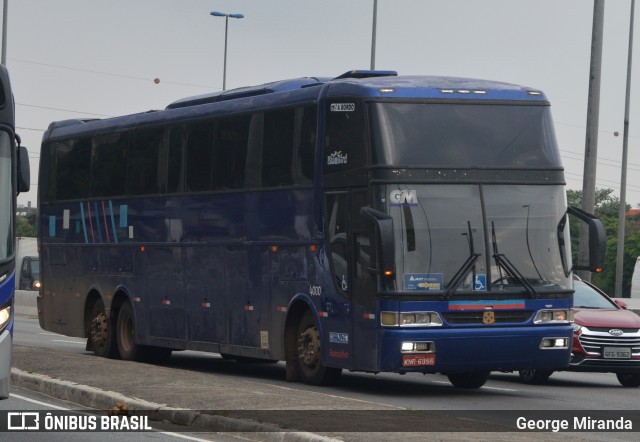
[[10, 316, 640, 441], [0, 385, 245, 442]]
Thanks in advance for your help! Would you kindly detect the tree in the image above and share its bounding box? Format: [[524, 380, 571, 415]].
[[567, 188, 639, 296], [15, 211, 36, 237]]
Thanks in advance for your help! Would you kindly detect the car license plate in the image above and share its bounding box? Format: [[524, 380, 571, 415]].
[[603, 347, 631, 359], [402, 354, 436, 367]]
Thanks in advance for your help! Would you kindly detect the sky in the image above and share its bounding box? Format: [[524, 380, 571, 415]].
[[3, 0, 640, 209]]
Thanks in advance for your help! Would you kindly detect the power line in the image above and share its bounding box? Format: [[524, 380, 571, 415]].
[[16, 103, 113, 117], [9, 57, 216, 90]]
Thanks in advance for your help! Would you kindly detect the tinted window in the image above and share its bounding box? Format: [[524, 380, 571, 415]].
[[324, 100, 366, 174], [263, 109, 295, 187], [167, 126, 184, 193], [127, 128, 162, 195], [52, 138, 91, 201], [294, 106, 316, 185], [92, 133, 127, 197], [185, 121, 213, 192], [212, 115, 250, 190], [371, 103, 561, 168]]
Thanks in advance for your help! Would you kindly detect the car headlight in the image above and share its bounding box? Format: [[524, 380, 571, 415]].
[[533, 309, 572, 324], [572, 322, 582, 333], [32, 280, 41, 290]]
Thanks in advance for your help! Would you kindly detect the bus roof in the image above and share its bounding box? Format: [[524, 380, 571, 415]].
[[43, 70, 549, 141]]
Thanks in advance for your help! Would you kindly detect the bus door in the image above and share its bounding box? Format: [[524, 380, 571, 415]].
[[349, 189, 379, 371], [323, 191, 354, 367]]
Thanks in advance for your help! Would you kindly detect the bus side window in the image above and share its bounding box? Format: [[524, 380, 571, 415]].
[[263, 109, 294, 187], [324, 100, 366, 175], [127, 128, 163, 196], [326, 193, 349, 294], [185, 121, 214, 192], [166, 125, 184, 193], [52, 138, 91, 201], [292, 106, 316, 185], [92, 133, 127, 197], [213, 115, 250, 190]]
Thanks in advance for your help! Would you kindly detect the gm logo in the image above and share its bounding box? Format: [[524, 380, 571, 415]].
[[390, 190, 418, 206]]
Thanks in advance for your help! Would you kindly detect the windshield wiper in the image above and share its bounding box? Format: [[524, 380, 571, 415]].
[[491, 221, 538, 298], [445, 221, 481, 297]]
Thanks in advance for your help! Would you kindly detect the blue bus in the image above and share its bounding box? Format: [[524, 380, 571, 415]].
[[0, 65, 30, 399], [37, 70, 604, 388]]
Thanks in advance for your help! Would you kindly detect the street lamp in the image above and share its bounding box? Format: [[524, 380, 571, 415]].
[[210, 11, 244, 91]]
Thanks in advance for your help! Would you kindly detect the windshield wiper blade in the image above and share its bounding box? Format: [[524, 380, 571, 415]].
[[491, 221, 538, 298], [445, 221, 481, 297]]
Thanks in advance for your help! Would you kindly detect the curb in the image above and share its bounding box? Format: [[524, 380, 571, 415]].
[[11, 368, 339, 442]]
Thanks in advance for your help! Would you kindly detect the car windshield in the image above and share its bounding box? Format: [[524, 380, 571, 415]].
[[573, 281, 618, 309]]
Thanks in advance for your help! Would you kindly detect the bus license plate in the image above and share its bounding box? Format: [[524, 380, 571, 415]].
[[603, 347, 631, 359], [402, 354, 436, 367]]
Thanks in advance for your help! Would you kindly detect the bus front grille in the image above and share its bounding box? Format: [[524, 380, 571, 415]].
[[442, 311, 534, 325]]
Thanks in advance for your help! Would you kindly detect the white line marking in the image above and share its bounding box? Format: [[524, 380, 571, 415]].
[[51, 339, 85, 345]]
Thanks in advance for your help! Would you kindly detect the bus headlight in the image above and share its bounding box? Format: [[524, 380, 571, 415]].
[[533, 309, 572, 324], [540, 337, 569, 349], [381, 311, 443, 327], [0, 305, 10, 331]]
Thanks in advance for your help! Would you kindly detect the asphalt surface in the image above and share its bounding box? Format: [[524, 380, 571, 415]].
[[10, 344, 607, 442], [12, 290, 636, 441]]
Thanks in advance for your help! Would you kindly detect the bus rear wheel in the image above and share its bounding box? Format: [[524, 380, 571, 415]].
[[116, 302, 143, 361], [116, 301, 172, 362], [296, 311, 341, 386], [446, 370, 490, 389], [88, 299, 117, 358]]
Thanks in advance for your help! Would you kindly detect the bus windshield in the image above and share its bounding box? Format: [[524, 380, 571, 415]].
[[370, 102, 561, 168], [380, 184, 571, 294], [0, 132, 13, 261]]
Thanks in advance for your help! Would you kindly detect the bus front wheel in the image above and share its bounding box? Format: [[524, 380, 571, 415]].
[[296, 311, 341, 386], [446, 370, 490, 389]]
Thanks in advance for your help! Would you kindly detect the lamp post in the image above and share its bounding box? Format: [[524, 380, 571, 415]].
[[370, 0, 377, 69], [210, 11, 244, 91]]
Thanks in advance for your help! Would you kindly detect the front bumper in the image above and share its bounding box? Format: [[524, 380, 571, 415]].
[[380, 325, 572, 373]]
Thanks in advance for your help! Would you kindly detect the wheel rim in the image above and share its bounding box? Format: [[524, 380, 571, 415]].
[[90, 312, 108, 351], [520, 369, 535, 380], [297, 325, 321, 373]]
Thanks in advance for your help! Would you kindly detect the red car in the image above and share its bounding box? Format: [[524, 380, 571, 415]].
[[519, 276, 640, 387]]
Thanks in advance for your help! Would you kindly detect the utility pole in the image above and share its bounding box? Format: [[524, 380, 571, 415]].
[[370, 0, 378, 70], [615, 0, 635, 297], [578, 0, 605, 282], [2, 0, 8, 65]]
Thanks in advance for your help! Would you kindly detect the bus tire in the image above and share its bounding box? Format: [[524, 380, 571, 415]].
[[88, 299, 117, 358], [116, 301, 144, 361], [296, 310, 341, 386], [518, 368, 553, 385], [446, 370, 490, 389]]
